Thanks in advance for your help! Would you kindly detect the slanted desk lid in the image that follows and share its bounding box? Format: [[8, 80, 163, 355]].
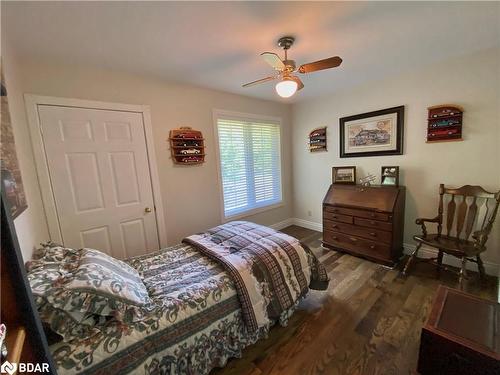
[[323, 184, 400, 212]]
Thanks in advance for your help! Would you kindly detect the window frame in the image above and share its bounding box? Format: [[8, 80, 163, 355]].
[[213, 109, 284, 221]]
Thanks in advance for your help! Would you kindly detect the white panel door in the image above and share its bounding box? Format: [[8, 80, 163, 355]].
[[38, 105, 160, 258]]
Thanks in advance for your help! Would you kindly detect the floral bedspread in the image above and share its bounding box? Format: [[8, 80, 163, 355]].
[[50, 243, 305, 374]]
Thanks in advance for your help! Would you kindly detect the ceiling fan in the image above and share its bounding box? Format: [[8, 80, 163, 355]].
[[242, 36, 342, 98]]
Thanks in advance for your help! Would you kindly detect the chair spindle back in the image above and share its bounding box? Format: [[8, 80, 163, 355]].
[[437, 184, 500, 242]]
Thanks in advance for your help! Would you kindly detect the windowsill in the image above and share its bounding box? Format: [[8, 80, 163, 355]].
[[223, 201, 284, 222]]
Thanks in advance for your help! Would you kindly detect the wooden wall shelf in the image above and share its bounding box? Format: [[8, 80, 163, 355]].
[[427, 105, 463, 143], [309, 127, 327, 152], [168, 127, 205, 165], [426, 138, 463, 144]]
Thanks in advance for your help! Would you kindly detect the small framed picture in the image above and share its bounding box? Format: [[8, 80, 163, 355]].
[[332, 166, 356, 184], [381, 166, 399, 186]]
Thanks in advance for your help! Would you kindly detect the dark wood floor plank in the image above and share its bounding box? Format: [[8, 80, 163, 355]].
[[213, 226, 498, 375]]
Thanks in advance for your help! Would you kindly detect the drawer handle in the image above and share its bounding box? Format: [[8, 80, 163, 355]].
[[331, 225, 338, 229], [369, 232, 377, 237], [332, 215, 337, 219], [331, 236, 338, 240], [349, 237, 358, 242], [370, 221, 376, 225], [369, 245, 376, 249], [370, 213, 376, 218]]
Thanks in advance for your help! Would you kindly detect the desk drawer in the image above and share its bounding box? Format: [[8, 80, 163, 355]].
[[323, 230, 391, 259], [323, 219, 392, 244], [325, 205, 391, 222], [324, 211, 353, 224], [354, 217, 393, 232]]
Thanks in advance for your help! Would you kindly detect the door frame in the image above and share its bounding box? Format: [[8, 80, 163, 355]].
[[24, 94, 168, 248]]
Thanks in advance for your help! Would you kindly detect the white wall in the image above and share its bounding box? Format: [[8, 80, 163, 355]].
[[292, 47, 500, 272], [5, 40, 499, 276], [1, 39, 50, 260], [14, 59, 293, 252]]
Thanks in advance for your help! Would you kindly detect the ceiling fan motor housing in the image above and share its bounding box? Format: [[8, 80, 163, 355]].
[[283, 60, 296, 72], [277, 36, 295, 50]]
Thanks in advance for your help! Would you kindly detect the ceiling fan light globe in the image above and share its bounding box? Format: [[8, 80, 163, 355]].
[[275, 79, 298, 98]]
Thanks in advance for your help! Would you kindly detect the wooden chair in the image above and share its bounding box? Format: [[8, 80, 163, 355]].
[[403, 184, 500, 288]]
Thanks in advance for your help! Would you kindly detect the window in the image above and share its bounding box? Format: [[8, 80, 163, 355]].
[[215, 112, 282, 218]]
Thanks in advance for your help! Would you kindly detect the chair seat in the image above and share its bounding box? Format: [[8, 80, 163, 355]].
[[413, 233, 484, 257]]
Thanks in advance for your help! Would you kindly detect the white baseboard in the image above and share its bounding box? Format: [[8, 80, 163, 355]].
[[272, 217, 499, 277], [291, 218, 323, 232], [403, 243, 499, 277], [269, 218, 295, 230]]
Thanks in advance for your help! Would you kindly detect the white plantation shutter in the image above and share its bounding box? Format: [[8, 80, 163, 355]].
[[216, 115, 282, 218]]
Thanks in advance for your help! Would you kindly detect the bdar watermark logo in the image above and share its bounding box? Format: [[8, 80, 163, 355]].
[[1, 361, 50, 374], [0, 361, 16, 375]]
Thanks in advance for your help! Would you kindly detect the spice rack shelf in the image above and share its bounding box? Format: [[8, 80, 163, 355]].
[[168, 127, 205, 164]]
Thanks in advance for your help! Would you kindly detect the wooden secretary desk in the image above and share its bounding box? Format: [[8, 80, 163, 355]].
[[322, 184, 406, 266]]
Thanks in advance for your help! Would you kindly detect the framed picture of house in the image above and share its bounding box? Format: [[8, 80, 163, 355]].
[[339, 106, 404, 158]]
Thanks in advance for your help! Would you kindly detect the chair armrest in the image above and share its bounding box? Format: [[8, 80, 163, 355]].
[[472, 228, 489, 248], [415, 216, 441, 225], [415, 216, 441, 237]]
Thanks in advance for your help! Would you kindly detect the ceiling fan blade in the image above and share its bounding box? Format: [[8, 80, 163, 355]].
[[261, 52, 285, 71], [242, 75, 277, 88], [290, 76, 304, 90], [298, 56, 342, 74]]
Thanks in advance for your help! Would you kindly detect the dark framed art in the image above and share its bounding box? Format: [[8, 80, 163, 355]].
[[381, 166, 399, 186], [332, 166, 356, 185], [1, 65, 28, 219], [339, 105, 404, 158]]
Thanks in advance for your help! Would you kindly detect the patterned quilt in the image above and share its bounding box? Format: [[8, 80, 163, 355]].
[[183, 221, 328, 332], [49, 224, 327, 374]]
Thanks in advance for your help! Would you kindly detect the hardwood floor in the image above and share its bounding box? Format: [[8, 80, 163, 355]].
[[214, 225, 498, 375]]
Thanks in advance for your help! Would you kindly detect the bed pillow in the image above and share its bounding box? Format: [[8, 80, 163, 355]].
[[31, 241, 80, 263], [27, 245, 154, 337], [62, 248, 150, 307]]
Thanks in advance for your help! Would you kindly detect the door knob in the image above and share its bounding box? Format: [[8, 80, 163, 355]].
[[144, 207, 152, 213]]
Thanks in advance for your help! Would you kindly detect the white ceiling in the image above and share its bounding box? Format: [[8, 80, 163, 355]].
[[3, 1, 500, 103]]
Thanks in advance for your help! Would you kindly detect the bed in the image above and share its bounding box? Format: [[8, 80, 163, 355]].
[[27, 221, 328, 374]]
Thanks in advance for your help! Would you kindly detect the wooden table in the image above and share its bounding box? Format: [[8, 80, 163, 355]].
[[418, 285, 499, 375]]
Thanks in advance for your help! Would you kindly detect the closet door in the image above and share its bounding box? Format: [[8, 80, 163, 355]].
[[38, 105, 159, 258]]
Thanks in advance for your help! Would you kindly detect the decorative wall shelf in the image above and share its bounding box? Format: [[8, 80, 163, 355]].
[[309, 127, 327, 152], [168, 127, 205, 164], [426, 105, 463, 143]]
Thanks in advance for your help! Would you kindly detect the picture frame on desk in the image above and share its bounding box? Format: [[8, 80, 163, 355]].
[[332, 166, 356, 184], [381, 166, 399, 186]]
